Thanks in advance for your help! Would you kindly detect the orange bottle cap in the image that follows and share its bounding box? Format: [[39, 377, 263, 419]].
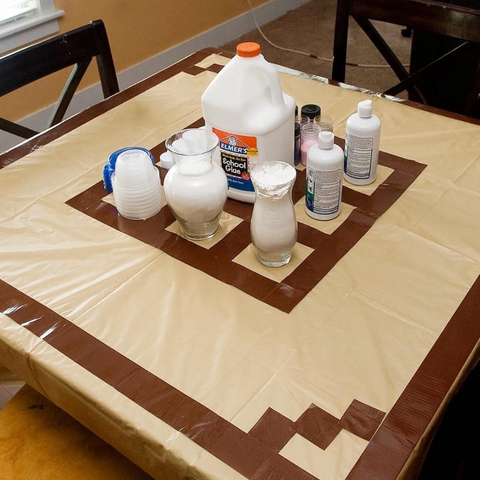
[[237, 42, 261, 58]]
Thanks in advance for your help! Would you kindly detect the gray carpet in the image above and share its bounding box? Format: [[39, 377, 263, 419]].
[[221, 0, 411, 97]]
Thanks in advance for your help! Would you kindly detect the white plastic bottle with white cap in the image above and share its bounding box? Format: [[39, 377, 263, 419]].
[[305, 131, 344, 221], [201, 42, 295, 203], [344, 99, 381, 185]]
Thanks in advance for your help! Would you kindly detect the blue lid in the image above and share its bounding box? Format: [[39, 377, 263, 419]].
[[102, 147, 154, 192]]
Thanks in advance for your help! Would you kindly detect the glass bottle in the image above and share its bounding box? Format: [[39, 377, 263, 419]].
[[164, 129, 228, 240], [313, 114, 334, 132], [250, 161, 297, 267], [301, 122, 321, 166], [294, 122, 301, 165]]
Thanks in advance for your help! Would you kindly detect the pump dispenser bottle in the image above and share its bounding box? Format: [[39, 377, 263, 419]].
[[344, 99, 381, 186], [305, 131, 344, 221]]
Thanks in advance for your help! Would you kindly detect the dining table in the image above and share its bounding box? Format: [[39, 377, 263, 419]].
[[1, 48, 480, 480]]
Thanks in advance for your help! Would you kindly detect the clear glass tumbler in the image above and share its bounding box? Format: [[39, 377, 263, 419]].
[[250, 161, 297, 267], [314, 114, 333, 132]]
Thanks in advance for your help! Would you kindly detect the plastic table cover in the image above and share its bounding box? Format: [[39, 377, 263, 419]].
[[1, 49, 480, 480]]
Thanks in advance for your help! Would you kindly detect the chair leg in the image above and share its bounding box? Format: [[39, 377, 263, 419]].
[[0, 118, 38, 139], [49, 59, 91, 127], [385, 42, 476, 98], [332, 0, 349, 82], [91, 20, 120, 98], [355, 17, 426, 103], [464, 49, 480, 118]]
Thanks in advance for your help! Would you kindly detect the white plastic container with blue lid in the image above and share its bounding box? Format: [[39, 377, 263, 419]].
[[201, 42, 295, 203]]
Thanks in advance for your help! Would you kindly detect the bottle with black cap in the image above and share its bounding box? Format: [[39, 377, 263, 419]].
[[300, 104, 321, 163], [294, 122, 301, 165], [301, 104, 321, 121], [300, 122, 320, 166]]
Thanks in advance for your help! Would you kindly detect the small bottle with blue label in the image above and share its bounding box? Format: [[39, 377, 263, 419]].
[[305, 131, 344, 221], [344, 99, 381, 185]]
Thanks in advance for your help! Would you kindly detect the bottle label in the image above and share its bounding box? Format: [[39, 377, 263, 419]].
[[213, 128, 258, 192], [306, 167, 342, 215], [345, 133, 373, 180]]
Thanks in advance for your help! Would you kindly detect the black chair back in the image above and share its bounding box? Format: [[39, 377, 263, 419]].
[[0, 19, 119, 139], [332, 0, 480, 117]]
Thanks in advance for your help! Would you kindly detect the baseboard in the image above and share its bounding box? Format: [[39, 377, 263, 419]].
[[0, 0, 310, 154]]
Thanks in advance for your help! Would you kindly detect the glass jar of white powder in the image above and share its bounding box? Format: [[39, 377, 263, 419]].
[[164, 129, 228, 240], [250, 161, 297, 267]]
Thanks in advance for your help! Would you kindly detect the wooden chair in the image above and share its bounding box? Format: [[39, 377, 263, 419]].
[[332, 0, 480, 117], [0, 19, 119, 139]]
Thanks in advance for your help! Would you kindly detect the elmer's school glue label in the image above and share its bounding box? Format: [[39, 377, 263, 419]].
[[213, 129, 258, 192]]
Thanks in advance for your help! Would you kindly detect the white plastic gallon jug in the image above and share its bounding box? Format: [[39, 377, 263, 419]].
[[201, 42, 295, 203]]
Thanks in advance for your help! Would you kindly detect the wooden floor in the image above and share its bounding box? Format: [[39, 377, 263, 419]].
[[0, 365, 153, 479], [0, 385, 22, 410], [0, 365, 24, 411], [0, 382, 154, 480]]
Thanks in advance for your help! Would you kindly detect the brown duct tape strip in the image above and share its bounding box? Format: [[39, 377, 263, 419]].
[[0, 279, 315, 480], [1, 269, 480, 480], [67, 132, 426, 313], [347, 273, 480, 479]]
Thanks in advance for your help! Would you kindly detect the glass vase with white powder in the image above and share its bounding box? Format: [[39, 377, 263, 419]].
[[164, 129, 228, 240], [250, 161, 297, 267]]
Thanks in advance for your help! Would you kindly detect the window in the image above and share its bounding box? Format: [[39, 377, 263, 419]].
[[0, 0, 38, 26], [0, 0, 64, 55]]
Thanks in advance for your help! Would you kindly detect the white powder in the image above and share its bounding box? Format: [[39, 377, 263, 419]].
[[164, 162, 227, 225], [251, 202, 297, 252], [164, 128, 228, 237], [251, 161, 297, 191]]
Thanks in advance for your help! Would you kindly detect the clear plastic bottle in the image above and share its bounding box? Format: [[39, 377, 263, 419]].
[[305, 132, 344, 221], [201, 42, 295, 204], [344, 99, 381, 185]]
